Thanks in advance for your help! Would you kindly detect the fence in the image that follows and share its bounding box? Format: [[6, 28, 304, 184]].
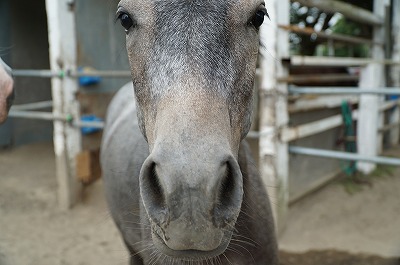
[[6, 0, 400, 231], [259, 0, 400, 230]]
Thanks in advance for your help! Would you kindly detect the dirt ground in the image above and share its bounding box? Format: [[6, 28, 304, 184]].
[[0, 142, 399, 265]]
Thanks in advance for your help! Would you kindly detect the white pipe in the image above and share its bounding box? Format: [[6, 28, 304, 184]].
[[8, 110, 104, 129], [290, 86, 400, 95], [68, 70, 131, 78], [12, 69, 131, 78], [289, 146, 400, 166], [11, 101, 53, 111], [290, 56, 400, 67], [9, 110, 66, 121], [73, 120, 105, 129]]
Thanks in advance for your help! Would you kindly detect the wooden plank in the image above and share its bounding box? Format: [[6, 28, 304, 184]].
[[259, 0, 290, 233], [284, 98, 400, 142], [76, 149, 101, 184], [281, 110, 359, 142], [279, 74, 359, 84], [45, 0, 82, 209], [293, 0, 383, 26], [279, 25, 378, 45], [289, 95, 359, 113]]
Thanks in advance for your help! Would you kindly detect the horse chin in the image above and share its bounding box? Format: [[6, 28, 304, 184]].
[[151, 228, 233, 261]]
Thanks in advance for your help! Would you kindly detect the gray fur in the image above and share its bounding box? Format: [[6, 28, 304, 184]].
[[101, 1, 278, 264]]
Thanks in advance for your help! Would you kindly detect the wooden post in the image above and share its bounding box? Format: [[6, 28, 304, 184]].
[[259, 0, 290, 232], [389, 0, 400, 145], [357, 64, 383, 174], [357, 0, 386, 174], [45, 0, 82, 209]]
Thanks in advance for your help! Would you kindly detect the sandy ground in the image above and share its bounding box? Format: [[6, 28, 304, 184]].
[[0, 142, 125, 265], [279, 146, 400, 264], [0, 142, 399, 265]]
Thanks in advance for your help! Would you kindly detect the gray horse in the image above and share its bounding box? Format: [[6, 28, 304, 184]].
[[101, 1, 278, 264], [0, 58, 14, 124]]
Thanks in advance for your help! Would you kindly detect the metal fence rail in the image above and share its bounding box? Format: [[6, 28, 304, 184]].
[[9, 110, 68, 121], [11, 101, 53, 111], [289, 86, 400, 95], [8, 110, 105, 129], [289, 146, 400, 166], [12, 69, 132, 78]]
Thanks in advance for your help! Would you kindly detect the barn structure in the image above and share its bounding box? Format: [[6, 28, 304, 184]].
[[1, 0, 400, 232]]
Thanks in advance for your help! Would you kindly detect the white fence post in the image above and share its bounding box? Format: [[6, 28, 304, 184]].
[[389, 0, 400, 145], [357, 64, 384, 174], [357, 1, 386, 174], [45, 0, 82, 209], [259, 0, 290, 232], [375, 0, 387, 154]]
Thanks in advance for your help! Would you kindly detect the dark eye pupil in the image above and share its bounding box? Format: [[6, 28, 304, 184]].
[[252, 10, 265, 28], [120, 13, 133, 31]]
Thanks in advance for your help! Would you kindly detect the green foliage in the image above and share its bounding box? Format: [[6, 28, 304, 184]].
[[290, 0, 373, 57], [290, 3, 332, 55], [324, 17, 370, 57], [331, 18, 362, 36]]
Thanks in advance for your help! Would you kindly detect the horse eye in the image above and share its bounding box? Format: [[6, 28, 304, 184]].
[[117, 12, 134, 32], [251, 8, 269, 29]]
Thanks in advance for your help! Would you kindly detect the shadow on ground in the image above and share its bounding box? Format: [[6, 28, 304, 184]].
[[280, 250, 400, 265]]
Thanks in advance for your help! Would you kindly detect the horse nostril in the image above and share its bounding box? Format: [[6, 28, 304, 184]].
[[148, 163, 165, 208], [140, 159, 168, 223], [214, 159, 243, 227], [219, 162, 236, 207]]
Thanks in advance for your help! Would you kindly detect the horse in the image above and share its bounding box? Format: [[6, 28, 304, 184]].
[[101, 1, 278, 264], [0, 57, 14, 124]]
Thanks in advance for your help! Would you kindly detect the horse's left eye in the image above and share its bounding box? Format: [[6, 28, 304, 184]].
[[251, 7, 269, 29], [117, 12, 134, 32]]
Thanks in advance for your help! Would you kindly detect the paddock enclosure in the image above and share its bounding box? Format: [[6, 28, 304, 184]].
[[1, 0, 400, 263]]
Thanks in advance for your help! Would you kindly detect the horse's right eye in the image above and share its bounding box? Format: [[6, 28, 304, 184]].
[[117, 12, 134, 32], [250, 5, 269, 30]]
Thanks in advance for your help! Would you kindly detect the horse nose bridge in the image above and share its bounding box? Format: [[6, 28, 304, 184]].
[[153, 152, 231, 200], [153, 90, 232, 140]]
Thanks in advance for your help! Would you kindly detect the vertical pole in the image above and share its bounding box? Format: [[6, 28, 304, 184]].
[[389, 0, 400, 145], [357, 64, 383, 174], [259, 0, 290, 232], [357, 0, 386, 174], [45, 0, 82, 209], [375, 0, 388, 154]]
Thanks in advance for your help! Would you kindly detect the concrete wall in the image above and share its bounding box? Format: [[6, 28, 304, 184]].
[[74, 0, 132, 150], [75, 0, 131, 94], [0, 0, 130, 148]]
